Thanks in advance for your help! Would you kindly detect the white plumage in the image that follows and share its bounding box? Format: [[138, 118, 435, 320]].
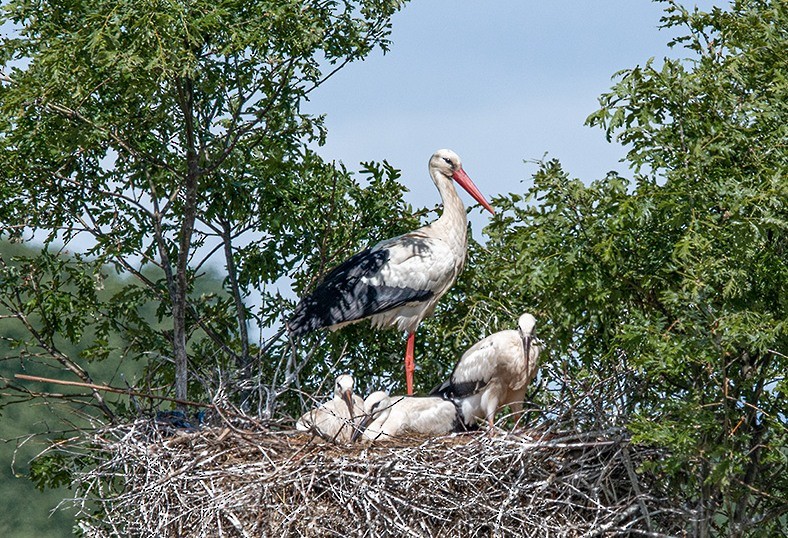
[[353, 391, 464, 443], [288, 149, 494, 395], [296, 374, 364, 443], [433, 313, 540, 428]]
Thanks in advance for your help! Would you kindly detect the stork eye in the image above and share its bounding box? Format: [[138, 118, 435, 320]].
[[443, 157, 453, 165]]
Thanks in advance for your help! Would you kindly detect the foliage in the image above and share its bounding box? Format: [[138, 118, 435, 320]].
[[29, 452, 73, 492], [0, 238, 191, 536], [0, 396, 77, 537], [477, 1, 787, 535], [0, 0, 409, 408], [2, 0, 786, 536], [0, 1, 412, 532]]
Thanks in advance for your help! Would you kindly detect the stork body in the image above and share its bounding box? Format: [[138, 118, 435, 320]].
[[296, 374, 364, 443], [288, 150, 494, 394], [353, 391, 471, 443], [432, 314, 540, 428]]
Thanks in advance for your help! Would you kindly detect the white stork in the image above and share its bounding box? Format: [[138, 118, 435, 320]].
[[352, 390, 472, 443], [296, 374, 364, 443], [288, 149, 494, 395], [432, 313, 540, 428]]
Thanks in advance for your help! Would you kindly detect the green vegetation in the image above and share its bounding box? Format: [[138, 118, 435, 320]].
[[477, 2, 787, 534], [1, 0, 412, 532], [1, 0, 785, 536], [0, 390, 76, 537]]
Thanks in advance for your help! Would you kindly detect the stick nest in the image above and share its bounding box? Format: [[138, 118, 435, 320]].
[[69, 416, 689, 537]]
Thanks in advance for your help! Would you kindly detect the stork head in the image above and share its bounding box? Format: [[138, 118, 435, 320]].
[[518, 313, 537, 337], [334, 374, 356, 416], [362, 391, 391, 416], [334, 374, 355, 395], [430, 149, 495, 215], [518, 313, 539, 366], [351, 390, 391, 442], [430, 149, 463, 177]]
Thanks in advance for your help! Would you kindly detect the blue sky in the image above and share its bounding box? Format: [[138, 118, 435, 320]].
[[305, 1, 719, 230]]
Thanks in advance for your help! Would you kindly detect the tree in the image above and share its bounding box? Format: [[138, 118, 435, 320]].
[[474, 1, 786, 535], [0, 0, 412, 412]]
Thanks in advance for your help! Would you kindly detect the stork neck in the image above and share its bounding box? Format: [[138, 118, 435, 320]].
[[432, 174, 468, 245]]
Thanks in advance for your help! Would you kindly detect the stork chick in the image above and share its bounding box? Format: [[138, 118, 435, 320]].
[[296, 374, 364, 443], [432, 313, 540, 428], [353, 391, 471, 443]]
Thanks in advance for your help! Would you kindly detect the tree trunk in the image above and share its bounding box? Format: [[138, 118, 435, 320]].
[[173, 76, 199, 404], [731, 352, 768, 537]]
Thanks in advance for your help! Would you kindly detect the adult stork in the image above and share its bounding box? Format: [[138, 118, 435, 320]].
[[432, 313, 540, 428], [352, 391, 471, 443], [296, 374, 364, 443], [288, 149, 494, 394]]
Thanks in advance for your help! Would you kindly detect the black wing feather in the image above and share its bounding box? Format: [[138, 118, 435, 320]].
[[430, 378, 489, 399], [288, 247, 434, 336]]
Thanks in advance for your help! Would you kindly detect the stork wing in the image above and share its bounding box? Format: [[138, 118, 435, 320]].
[[432, 337, 498, 398], [365, 233, 458, 299], [288, 234, 455, 335], [393, 397, 458, 435]]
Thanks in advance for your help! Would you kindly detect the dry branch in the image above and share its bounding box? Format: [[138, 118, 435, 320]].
[[14, 373, 213, 409], [67, 418, 688, 537]]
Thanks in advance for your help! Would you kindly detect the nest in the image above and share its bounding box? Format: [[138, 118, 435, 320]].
[[68, 415, 689, 537]]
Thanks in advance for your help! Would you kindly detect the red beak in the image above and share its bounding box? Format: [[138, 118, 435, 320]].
[[452, 168, 495, 215]]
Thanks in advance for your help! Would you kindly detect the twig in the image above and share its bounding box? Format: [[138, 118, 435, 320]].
[[62, 420, 690, 537], [14, 373, 213, 408]]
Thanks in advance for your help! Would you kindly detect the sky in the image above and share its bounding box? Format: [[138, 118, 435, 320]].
[[1, 1, 722, 237], [304, 0, 720, 231], [1, 0, 722, 316]]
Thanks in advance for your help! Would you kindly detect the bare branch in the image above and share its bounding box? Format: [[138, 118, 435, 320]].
[[14, 373, 213, 409], [64, 417, 688, 537]]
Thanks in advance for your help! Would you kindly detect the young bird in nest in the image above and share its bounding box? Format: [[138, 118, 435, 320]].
[[296, 374, 364, 443], [432, 313, 540, 428], [353, 391, 473, 443]]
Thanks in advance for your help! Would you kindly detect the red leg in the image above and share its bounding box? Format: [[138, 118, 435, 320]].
[[405, 332, 416, 395]]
